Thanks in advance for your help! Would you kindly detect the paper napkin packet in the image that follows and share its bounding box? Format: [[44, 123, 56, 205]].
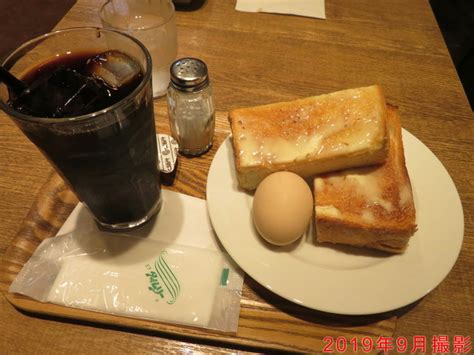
[[9, 190, 244, 332]]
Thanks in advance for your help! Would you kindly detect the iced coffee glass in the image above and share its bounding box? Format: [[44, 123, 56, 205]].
[[0, 27, 162, 231], [100, 0, 178, 97]]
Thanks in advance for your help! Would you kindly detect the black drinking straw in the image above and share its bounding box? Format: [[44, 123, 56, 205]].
[[0, 66, 28, 94]]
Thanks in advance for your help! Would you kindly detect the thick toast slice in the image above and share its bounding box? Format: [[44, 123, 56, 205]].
[[314, 105, 417, 253], [229, 85, 389, 190]]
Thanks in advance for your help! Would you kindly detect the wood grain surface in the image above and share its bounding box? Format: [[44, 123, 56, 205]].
[[0, 0, 473, 353], [0, 110, 397, 354]]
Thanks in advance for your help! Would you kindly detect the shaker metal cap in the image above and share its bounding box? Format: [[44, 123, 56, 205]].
[[170, 57, 209, 92]]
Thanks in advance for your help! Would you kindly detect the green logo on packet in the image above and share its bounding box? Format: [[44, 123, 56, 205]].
[[145, 251, 180, 304]]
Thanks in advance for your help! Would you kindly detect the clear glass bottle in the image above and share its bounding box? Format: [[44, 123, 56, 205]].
[[167, 57, 215, 156]]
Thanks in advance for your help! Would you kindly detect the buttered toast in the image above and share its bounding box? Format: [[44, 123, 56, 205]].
[[314, 105, 417, 253], [229, 85, 389, 190]]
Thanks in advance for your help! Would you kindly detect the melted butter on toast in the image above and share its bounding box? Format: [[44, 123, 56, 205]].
[[325, 172, 395, 212], [232, 86, 386, 167], [315, 105, 416, 234]]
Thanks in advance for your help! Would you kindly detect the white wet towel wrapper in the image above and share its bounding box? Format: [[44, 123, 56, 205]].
[[9, 191, 244, 332], [236, 0, 326, 19]]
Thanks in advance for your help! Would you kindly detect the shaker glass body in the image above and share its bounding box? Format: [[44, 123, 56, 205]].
[[167, 83, 215, 156]]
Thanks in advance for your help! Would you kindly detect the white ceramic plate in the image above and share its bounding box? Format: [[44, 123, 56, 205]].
[[206, 130, 464, 315]]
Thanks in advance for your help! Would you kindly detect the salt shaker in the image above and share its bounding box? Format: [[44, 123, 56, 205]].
[[167, 57, 215, 156]]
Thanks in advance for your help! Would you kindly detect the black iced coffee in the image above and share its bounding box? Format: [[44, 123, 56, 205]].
[[10, 50, 144, 118], [0, 29, 162, 231]]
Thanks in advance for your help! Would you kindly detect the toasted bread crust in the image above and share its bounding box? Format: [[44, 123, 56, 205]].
[[316, 220, 412, 253], [229, 85, 389, 190], [315, 105, 417, 253]]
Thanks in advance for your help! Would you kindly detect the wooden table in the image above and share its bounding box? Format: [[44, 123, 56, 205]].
[[1, 0, 472, 353]]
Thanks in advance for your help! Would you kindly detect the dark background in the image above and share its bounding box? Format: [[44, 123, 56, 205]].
[[0, 0, 76, 62], [431, 0, 474, 110], [0, 0, 472, 109]]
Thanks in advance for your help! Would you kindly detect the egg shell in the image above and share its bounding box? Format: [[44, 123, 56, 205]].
[[252, 171, 313, 246]]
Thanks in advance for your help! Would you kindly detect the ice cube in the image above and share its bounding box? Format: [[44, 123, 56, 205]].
[[12, 67, 111, 118], [50, 68, 111, 117], [86, 50, 141, 90]]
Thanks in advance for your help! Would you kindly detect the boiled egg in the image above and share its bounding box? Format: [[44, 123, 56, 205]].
[[252, 171, 313, 246]]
